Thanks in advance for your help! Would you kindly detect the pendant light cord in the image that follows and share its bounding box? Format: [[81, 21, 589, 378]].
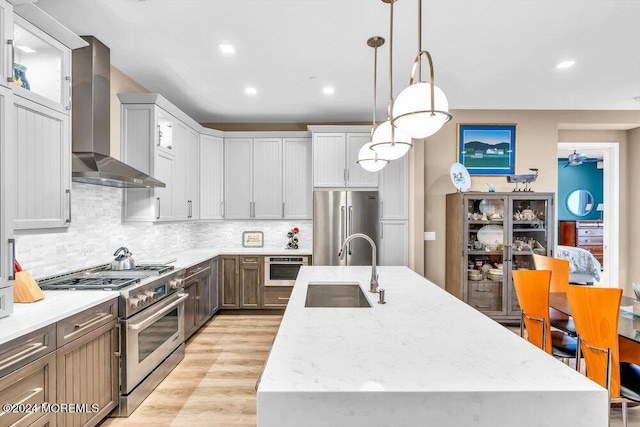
[[418, 0, 422, 80], [389, 0, 395, 144], [372, 42, 378, 137]]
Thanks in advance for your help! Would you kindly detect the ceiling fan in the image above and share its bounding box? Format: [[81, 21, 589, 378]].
[[563, 150, 602, 168]]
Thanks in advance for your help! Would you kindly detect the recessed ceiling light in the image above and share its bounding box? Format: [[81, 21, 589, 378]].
[[219, 44, 235, 55], [16, 45, 35, 53], [245, 87, 257, 95], [556, 60, 575, 69], [323, 87, 335, 95]]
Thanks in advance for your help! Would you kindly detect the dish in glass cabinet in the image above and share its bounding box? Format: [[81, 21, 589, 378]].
[[476, 225, 504, 246], [478, 199, 504, 216]]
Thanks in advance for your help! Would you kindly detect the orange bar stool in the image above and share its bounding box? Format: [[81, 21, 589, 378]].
[[532, 254, 576, 337], [512, 269, 577, 359], [567, 285, 640, 427]]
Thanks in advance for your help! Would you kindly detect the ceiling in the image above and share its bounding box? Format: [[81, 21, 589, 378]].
[[36, 0, 640, 124]]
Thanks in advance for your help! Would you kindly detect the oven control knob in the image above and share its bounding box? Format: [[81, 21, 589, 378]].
[[169, 279, 179, 290], [139, 293, 149, 304], [129, 297, 140, 309], [145, 291, 157, 301]]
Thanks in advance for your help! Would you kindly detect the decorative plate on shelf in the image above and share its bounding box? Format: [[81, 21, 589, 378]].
[[476, 225, 504, 246], [479, 199, 504, 216], [450, 163, 471, 192]]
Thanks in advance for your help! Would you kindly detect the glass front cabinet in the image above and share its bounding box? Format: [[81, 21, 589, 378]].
[[445, 192, 554, 323]]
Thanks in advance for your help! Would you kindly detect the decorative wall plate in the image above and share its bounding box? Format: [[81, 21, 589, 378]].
[[450, 163, 471, 192]]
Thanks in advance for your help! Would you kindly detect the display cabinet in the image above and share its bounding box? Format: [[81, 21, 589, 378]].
[[445, 192, 554, 323]]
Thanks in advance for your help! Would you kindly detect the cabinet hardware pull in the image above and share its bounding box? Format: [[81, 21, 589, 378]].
[[156, 197, 161, 219], [277, 297, 290, 301], [157, 125, 161, 146], [128, 293, 188, 330], [6, 40, 14, 83], [66, 189, 72, 223], [0, 343, 44, 372], [65, 76, 72, 110], [8, 238, 15, 280], [114, 323, 121, 357], [74, 312, 110, 330], [343, 168, 347, 186], [380, 222, 384, 239], [282, 202, 285, 218], [475, 305, 491, 309], [221, 201, 224, 216]]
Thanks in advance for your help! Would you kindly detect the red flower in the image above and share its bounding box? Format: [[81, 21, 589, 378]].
[[293, 227, 299, 234]]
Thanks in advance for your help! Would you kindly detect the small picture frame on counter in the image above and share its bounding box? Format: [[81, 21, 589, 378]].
[[242, 231, 264, 248]]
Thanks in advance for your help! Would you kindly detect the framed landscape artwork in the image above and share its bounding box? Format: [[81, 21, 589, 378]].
[[457, 124, 516, 175]]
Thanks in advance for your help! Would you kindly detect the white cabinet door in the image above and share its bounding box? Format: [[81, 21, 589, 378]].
[[200, 135, 223, 220], [313, 133, 346, 187], [0, 1, 12, 88], [283, 138, 312, 219], [379, 221, 408, 266], [154, 150, 174, 221], [253, 138, 282, 219], [346, 133, 378, 188], [186, 129, 200, 220], [0, 86, 14, 315], [13, 95, 70, 230], [224, 139, 252, 219], [380, 153, 408, 219], [171, 121, 187, 220]]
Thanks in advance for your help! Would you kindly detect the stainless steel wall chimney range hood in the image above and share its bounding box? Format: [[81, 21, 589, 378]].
[[72, 36, 165, 188]]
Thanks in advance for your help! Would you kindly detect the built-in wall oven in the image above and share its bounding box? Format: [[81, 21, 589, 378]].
[[264, 256, 309, 286]]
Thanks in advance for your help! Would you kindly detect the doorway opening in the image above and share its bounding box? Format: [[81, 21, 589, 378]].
[[557, 142, 619, 287]]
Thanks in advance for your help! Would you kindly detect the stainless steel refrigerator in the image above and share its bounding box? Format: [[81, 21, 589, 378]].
[[313, 191, 379, 266]]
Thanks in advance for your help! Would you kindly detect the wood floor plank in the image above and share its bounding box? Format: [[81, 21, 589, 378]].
[[101, 314, 282, 427]]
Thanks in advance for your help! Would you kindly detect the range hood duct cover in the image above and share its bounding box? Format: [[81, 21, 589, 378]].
[[71, 36, 165, 188]]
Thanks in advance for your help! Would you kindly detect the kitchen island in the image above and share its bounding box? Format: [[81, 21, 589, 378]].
[[257, 266, 606, 427]]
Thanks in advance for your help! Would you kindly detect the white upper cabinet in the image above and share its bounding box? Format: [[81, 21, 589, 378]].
[[12, 95, 70, 230], [0, 1, 12, 88], [11, 16, 72, 113], [312, 130, 377, 188], [199, 134, 223, 220], [253, 138, 282, 219], [312, 133, 346, 187], [223, 138, 253, 219], [345, 133, 377, 187], [380, 153, 408, 220], [171, 120, 187, 220], [120, 94, 203, 223], [185, 129, 200, 220], [0, 85, 14, 317], [283, 138, 312, 219]]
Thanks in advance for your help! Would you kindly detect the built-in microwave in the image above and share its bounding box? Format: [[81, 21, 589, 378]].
[[264, 256, 309, 286]]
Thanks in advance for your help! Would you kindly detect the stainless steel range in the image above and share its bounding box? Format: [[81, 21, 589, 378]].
[[39, 264, 187, 417]]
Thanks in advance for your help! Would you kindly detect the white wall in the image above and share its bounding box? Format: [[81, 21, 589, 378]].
[[15, 183, 311, 278]]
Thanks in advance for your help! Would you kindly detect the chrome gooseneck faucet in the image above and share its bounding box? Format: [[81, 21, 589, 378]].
[[338, 233, 379, 293]]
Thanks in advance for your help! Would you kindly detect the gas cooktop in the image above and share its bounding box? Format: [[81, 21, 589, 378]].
[[38, 264, 175, 291]]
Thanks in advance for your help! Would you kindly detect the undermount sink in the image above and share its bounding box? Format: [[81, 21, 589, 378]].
[[305, 282, 372, 308]]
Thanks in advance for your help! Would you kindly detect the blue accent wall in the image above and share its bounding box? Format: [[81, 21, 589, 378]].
[[557, 160, 603, 221]]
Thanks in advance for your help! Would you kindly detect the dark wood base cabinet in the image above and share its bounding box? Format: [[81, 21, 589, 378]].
[[0, 298, 119, 427]]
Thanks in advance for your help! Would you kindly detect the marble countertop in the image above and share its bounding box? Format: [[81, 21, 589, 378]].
[[257, 266, 607, 427], [0, 291, 119, 345]]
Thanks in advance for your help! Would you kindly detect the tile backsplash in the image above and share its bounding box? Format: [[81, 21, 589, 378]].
[[15, 183, 312, 278]]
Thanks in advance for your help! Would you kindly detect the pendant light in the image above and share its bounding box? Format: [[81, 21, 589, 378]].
[[357, 36, 390, 172], [392, 0, 452, 139], [369, 0, 412, 161]]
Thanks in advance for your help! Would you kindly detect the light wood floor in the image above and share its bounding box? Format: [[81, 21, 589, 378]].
[[102, 315, 638, 427], [101, 313, 282, 427]]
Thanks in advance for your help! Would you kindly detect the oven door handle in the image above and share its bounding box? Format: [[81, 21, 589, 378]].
[[127, 293, 188, 331]]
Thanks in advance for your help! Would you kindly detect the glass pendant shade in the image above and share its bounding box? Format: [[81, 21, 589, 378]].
[[393, 81, 451, 139], [370, 120, 412, 160], [357, 141, 389, 172]]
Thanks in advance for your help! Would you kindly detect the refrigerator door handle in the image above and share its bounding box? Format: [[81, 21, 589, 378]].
[[348, 206, 353, 255], [340, 206, 346, 249]]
